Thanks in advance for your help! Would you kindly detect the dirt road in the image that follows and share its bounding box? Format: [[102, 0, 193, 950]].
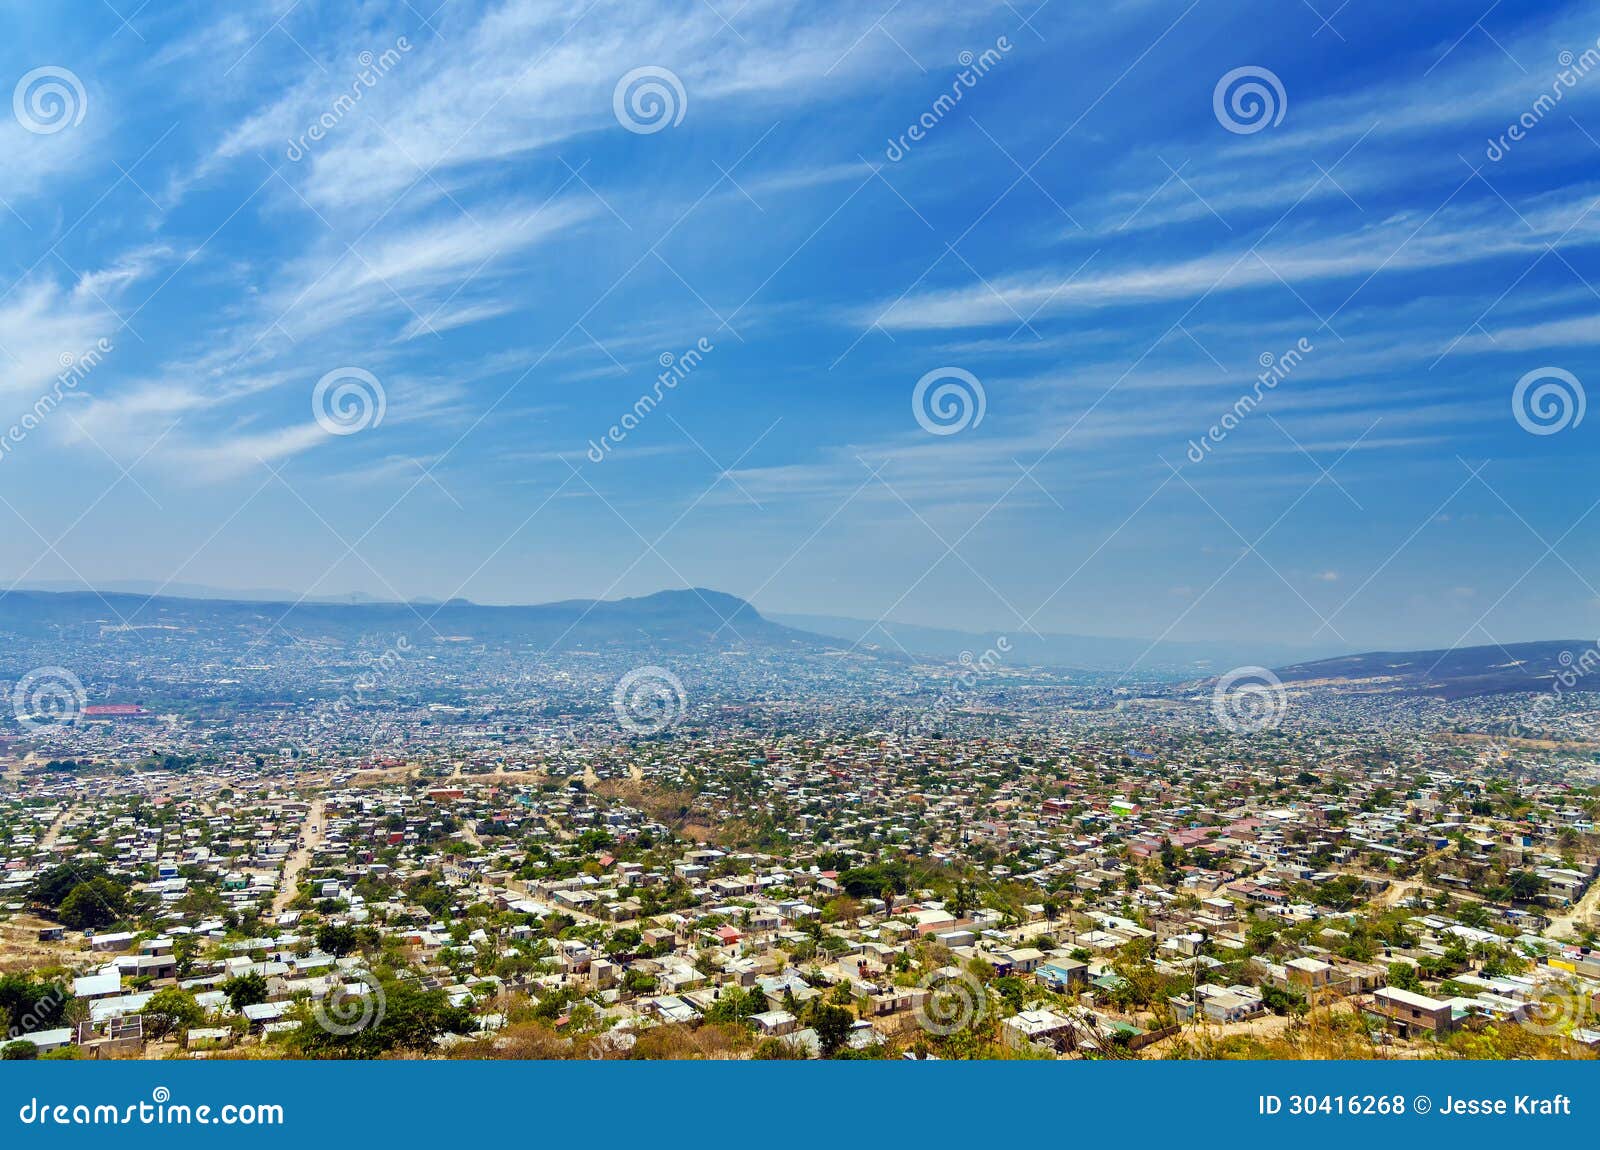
[[1548, 878, 1600, 940], [273, 797, 325, 914], [39, 802, 74, 850]]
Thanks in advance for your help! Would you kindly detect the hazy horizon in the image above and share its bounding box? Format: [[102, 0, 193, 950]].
[[5, 577, 1599, 661]]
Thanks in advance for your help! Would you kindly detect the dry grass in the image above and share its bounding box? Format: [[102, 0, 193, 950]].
[[1159, 1002, 1598, 1061], [454, 1020, 754, 1060], [0, 913, 83, 974]]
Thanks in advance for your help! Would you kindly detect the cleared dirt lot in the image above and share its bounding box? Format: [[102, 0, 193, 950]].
[[0, 912, 84, 974]]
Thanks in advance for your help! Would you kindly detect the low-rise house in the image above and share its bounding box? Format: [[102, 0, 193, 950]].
[[1003, 1008, 1074, 1049], [1370, 986, 1455, 1037]]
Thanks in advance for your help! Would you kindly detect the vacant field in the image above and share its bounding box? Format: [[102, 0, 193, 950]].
[[0, 912, 83, 975]]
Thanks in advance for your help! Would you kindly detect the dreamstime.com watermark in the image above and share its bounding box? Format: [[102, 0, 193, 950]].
[[285, 38, 413, 161], [1509, 638, 1600, 737], [884, 36, 1012, 162], [613, 66, 687, 134], [914, 967, 988, 1034], [5, 985, 67, 1039], [1213, 65, 1286, 134], [17, 1089, 283, 1127], [1185, 337, 1313, 464], [1212, 666, 1288, 734], [12, 65, 87, 134], [1485, 40, 1600, 162], [586, 337, 713, 462], [313, 366, 386, 436], [613, 665, 687, 735], [0, 338, 112, 465], [333, 635, 412, 715], [1520, 979, 1596, 1037], [918, 637, 1011, 730], [314, 970, 386, 1035], [11, 666, 88, 735], [1511, 366, 1584, 435], [279, 637, 410, 759], [912, 366, 986, 436]]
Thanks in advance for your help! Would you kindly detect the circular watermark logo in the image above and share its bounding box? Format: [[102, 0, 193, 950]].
[[914, 968, 987, 1035], [912, 367, 986, 436], [313, 971, 386, 1036], [12, 666, 87, 734], [1512, 367, 1584, 435], [312, 367, 386, 436], [613, 66, 687, 134], [1211, 665, 1287, 733], [13, 66, 87, 134], [612, 666, 687, 734], [1521, 981, 1587, 1036], [1213, 66, 1286, 134]]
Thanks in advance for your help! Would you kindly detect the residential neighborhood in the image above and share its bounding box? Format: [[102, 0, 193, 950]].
[[3, 650, 1597, 1061]]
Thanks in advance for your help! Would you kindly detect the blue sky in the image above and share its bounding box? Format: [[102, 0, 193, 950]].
[[1, 0, 1597, 652]]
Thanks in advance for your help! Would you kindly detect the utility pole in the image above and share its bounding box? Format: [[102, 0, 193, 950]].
[[1191, 927, 1208, 1035]]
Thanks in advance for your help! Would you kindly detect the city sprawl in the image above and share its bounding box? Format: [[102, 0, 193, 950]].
[[1, 600, 1596, 1062]]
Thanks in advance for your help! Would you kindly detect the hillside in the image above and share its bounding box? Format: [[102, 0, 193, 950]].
[[1270, 640, 1599, 699], [774, 612, 1339, 674], [0, 588, 842, 655]]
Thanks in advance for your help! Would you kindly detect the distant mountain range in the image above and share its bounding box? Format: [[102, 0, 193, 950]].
[[773, 612, 1342, 675], [12, 579, 409, 605], [0, 588, 831, 654], [2, 584, 1339, 672], [2, 586, 1589, 696], [1266, 640, 1600, 700]]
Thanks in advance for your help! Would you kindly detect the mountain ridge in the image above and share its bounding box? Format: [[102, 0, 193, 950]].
[[773, 611, 1344, 674], [1, 588, 1592, 693], [1264, 639, 1600, 699], [0, 587, 834, 655]]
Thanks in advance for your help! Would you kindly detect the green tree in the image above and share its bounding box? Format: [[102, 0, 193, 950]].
[[222, 971, 269, 1011], [0, 974, 69, 1035], [1260, 984, 1308, 1016], [605, 928, 642, 956], [1506, 871, 1546, 903], [1389, 962, 1422, 993], [56, 878, 130, 931], [622, 970, 658, 994], [811, 1003, 853, 1057], [1457, 903, 1491, 929], [173, 934, 202, 978], [752, 1036, 807, 1059], [142, 989, 204, 1039], [289, 978, 471, 1058], [990, 975, 1027, 1014], [316, 923, 359, 956], [30, 862, 110, 909], [704, 985, 765, 1025]]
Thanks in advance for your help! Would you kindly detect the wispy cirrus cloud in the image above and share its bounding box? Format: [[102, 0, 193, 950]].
[[265, 197, 600, 342], [1460, 311, 1600, 351], [0, 256, 163, 401], [205, 0, 1012, 211], [866, 194, 1600, 330]]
